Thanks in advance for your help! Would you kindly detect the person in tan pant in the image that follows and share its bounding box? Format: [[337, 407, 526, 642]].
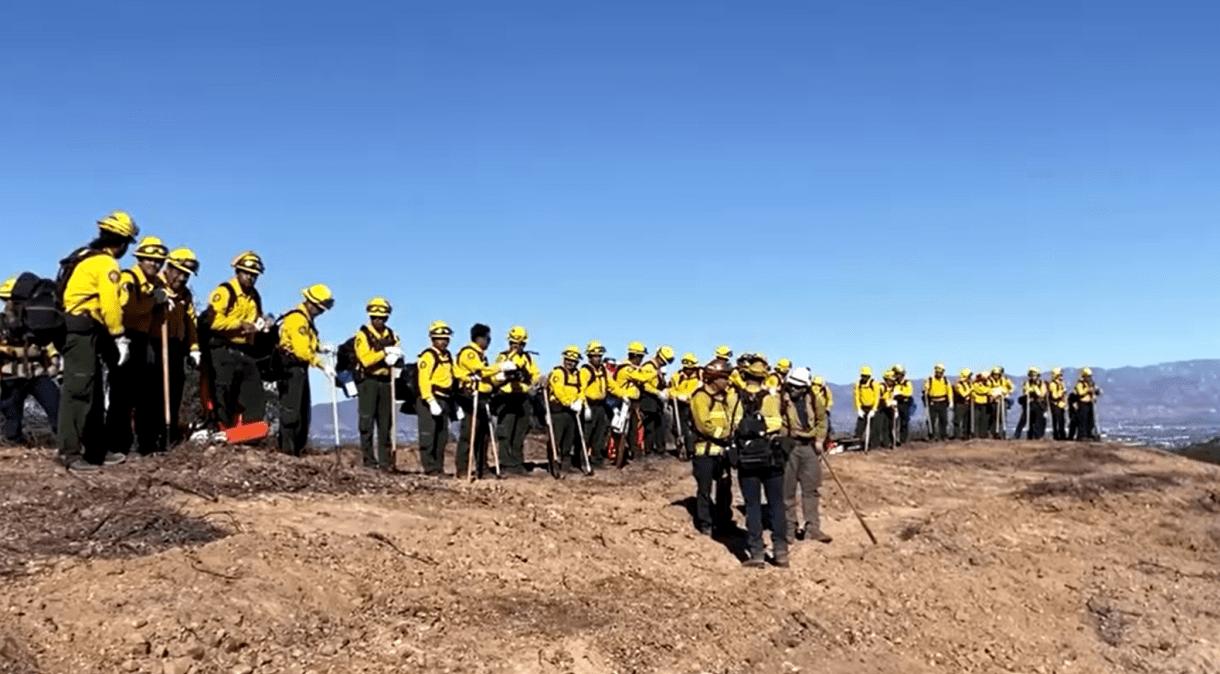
[[779, 367, 833, 545]]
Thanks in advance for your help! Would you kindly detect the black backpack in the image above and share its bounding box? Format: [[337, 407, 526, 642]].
[[729, 394, 785, 470], [394, 362, 420, 414], [8, 272, 63, 347]]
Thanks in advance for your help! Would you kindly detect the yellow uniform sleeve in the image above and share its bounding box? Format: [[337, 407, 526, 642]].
[[459, 346, 499, 379], [208, 283, 243, 332], [278, 309, 320, 367], [354, 330, 383, 370], [548, 368, 582, 406], [92, 256, 124, 336], [418, 349, 438, 401], [614, 366, 641, 400]]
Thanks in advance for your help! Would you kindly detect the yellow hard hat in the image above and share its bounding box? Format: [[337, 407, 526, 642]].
[[893, 364, 906, 374], [776, 358, 791, 372], [656, 345, 675, 363], [301, 284, 335, 310], [231, 251, 265, 275], [1052, 367, 1063, 376], [860, 366, 872, 377], [714, 345, 732, 359], [562, 345, 581, 361], [508, 325, 528, 343], [586, 340, 605, 355], [166, 248, 199, 275], [681, 352, 699, 367], [366, 297, 392, 317], [627, 341, 648, 356], [934, 363, 946, 371], [133, 236, 169, 261], [429, 320, 453, 337], [745, 360, 769, 379], [97, 210, 139, 240], [0, 277, 14, 300], [991, 366, 1002, 375], [960, 368, 971, 378], [813, 376, 825, 386], [1081, 367, 1093, 376], [884, 369, 896, 380], [1028, 366, 1040, 375]]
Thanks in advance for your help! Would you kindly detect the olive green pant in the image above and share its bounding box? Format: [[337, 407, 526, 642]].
[[416, 397, 451, 474], [549, 407, 578, 469], [277, 365, 311, 456], [583, 401, 610, 466], [357, 378, 392, 469], [57, 328, 107, 464], [456, 396, 493, 478], [209, 345, 265, 427], [493, 394, 531, 473]]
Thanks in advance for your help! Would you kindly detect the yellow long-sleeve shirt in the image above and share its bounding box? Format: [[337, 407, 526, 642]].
[[417, 347, 454, 401], [924, 376, 953, 400], [1074, 381, 1099, 403], [157, 276, 199, 351], [953, 379, 972, 403], [613, 362, 653, 401], [580, 364, 610, 402], [971, 381, 993, 405], [691, 386, 740, 457], [879, 383, 898, 408], [854, 380, 881, 410], [1023, 380, 1048, 399], [894, 379, 914, 400], [547, 366, 584, 407], [669, 370, 703, 399], [206, 278, 262, 345], [1049, 379, 1068, 408], [354, 324, 400, 378], [277, 304, 321, 368], [120, 265, 162, 335], [61, 250, 125, 336], [493, 350, 540, 395], [454, 343, 501, 394], [637, 360, 666, 396]]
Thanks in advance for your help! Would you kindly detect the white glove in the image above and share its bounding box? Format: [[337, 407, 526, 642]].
[[428, 399, 443, 417], [857, 409, 865, 419], [583, 405, 592, 421], [991, 387, 1004, 397], [322, 363, 336, 379], [493, 372, 507, 383], [676, 394, 689, 403], [318, 342, 336, 355], [385, 346, 403, 358], [767, 387, 778, 396], [456, 406, 466, 421], [867, 410, 876, 420], [384, 352, 402, 366], [254, 317, 268, 332], [343, 381, 358, 398], [657, 390, 669, 402], [498, 360, 518, 373], [115, 337, 131, 366], [570, 399, 583, 413], [188, 350, 202, 368]]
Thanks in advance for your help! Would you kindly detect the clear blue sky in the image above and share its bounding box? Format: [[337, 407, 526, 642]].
[[2, 1, 1216, 384]]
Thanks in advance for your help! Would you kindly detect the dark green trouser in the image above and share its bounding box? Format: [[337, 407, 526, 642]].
[[104, 332, 148, 454], [929, 401, 950, 441], [974, 403, 992, 439], [277, 365, 311, 456], [639, 395, 663, 454], [583, 400, 609, 465], [416, 396, 451, 474], [549, 407, 577, 469], [58, 327, 106, 464], [954, 402, 972, 439], [210, 345, 265, 427], [137, 336, 167, 454], [167, 339, 187, 445], [456, 396, 493, 478], [357, 378, 392, 468], [493, 394, 531, 473], [875, 409, 895, 448]]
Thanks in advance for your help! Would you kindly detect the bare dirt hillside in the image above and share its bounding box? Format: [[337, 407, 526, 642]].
[[2, 439, 1219, 674]]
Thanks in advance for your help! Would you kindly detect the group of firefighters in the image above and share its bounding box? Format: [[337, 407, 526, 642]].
[[0, 211, 1107, 568]]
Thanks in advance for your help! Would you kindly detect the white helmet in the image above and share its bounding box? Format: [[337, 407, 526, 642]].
[[786, 367, 812, 388]]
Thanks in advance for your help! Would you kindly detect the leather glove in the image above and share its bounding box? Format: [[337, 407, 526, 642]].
[[657, 390, 669, 402], [115, 337, 132, 367], [456, 406, 466, 421], [570, 400, 583, 413], [767, 387, 778, 396], [428, 399, 443, 417], [188, 350, 202, 369], [499, 360, 518, 372], [583, 405, 592, 421]]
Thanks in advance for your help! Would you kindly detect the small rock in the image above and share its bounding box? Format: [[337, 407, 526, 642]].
[[120, 659, 139, 673], [162, 657, 194, 674], [132, 619, 149, 629], [230, 666, 254, 674], [125, 632, 150, 656]]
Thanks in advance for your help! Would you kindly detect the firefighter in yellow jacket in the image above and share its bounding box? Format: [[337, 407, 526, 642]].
[[853, 366, 881, 448], [612, 341, 655, 463], [276, 284, 335, 456], [668, 353, 702, 459], [953, 369, 973, 439], [204, 251, 269, 430], [736, 357, 787, 567], [689, 359, 737, 536], [971, 372, 994, 438], [766, 358, 792, 391], [1048, 368, 1069, 440], [454, 323, 512, 478], [579, 341, 612, 467], [0, 278, 60, 446], [105, 235, 168, 456], [891, 365, 915, 446], [417, 321, 455, 475], [637, 345, 675, 456], [546, 346, 586, 472], [58, 211, 138, 470], [1017, 367, 1049, 440], [876, 369, 899, 449], [157, 248, 201, 447], [923, 364, 953, 442], [1073, 368, 1102, 441], [353, 298, 401, 470], [492, 326, 541, 476]]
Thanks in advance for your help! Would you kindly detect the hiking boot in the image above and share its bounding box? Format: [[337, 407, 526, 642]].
[[65, 458, 101, 472], [697, 525, 713, 537], [807, 530, 834, 544], [773, 550, 791, 568], [795, 526, 807, 541], [741, 554, 766, 569], [102, 452, 127, 466]]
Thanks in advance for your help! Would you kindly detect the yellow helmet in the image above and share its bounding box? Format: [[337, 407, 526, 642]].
[[301, 284, 335, 310], [133, 236, 169, 261], [991, 366, 1002, 375], [813, 376, 825, 386], [960, 368, 972, 378], [681, 352, 699, 367], [1052, 367, 1063, 377], [656, 345, 675, 363], [231, 251, 265, 275], [884, 369, 896, 380], [934, 363, 946, 372], [1081, 367, 1093, 376], [0, 277, 14, 300], [366, 297, 392, 317], [97, 210, 139, 240], [586, 340, 606, 355], [507, 325, 528, 343], [776, 358, 792, 372], [744, 360, 769, 379], [860, 366, 872, 377], [627, 341, 648, 356], [562, 345, 581, 361], [714, 345, 732, 359], [429, 320, 453, 337], [1028, 366, 1040, 375], [893, 364, 906, 374], [166, 248, 200, 275]]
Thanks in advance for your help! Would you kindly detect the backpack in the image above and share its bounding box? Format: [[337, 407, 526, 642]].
[[256, 308, 312, 382], [394, 362, 420, 414], [335, 337, 359, 380], [197, 280, 262, 344], [8, 272, 64, 347], [729, 393, 785, 470]]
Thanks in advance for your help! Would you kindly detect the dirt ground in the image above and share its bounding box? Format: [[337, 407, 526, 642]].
[[2, 437, 1219, 674]]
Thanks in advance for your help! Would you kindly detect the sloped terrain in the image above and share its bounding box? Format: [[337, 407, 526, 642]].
[[1, 438, 1218, 674]]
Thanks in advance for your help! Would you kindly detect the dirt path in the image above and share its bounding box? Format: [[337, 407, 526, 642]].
[[2, 440, 1218, 673]]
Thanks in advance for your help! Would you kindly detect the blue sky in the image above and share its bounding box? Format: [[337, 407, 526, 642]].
[[2, 1, 1216, 384]]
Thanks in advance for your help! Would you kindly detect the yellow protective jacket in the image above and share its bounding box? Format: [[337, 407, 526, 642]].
[[729, 369, 747, 391], [613, 362, 653, 401], [454, 342, 499, 394], [893, 379, 914, 401], [1024, 380, 1048, 400], [493, 350, 540, 395], [879, 383, 898, 409], [953, 379, 973, 404], [691, 386, 740, 457], [1049, 379, 1068, 408], [669, 370, 703, 400], [764, 373, 782, 390], [971, 381, 993, 405], [924, 376, 953, 401], [854, 379, 881, 410], [740, 384, 783, 433], [813, 383, 834, 410], [119, 265, 162, 336], [277, 304, 321, 368], [1074, 381, 1098, 403], [61, 250, 125, 336], [354, 324, 400, 379], [989, 375, 1014, 396], [417, 346, 454, 401], [580, 363, 610, 402], [637, 360, 666, 396], [547, 366, 584, 408], [206, 278, 262, 345], [0, 341, 59, 379], [157, 275, 199, 351]]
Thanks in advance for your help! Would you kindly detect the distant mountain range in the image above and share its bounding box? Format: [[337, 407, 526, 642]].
[[309, 359, 1220, 448]]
